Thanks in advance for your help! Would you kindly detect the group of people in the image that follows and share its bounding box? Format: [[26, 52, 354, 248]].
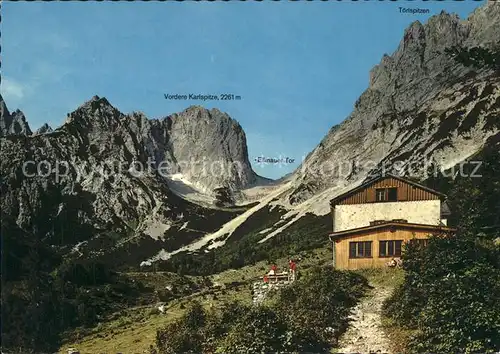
[[263, 259, 297, 283]]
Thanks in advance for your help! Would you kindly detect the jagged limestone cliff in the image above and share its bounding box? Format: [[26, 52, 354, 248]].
[[0, 95, 32, 137], [285, 3, 500, 211]]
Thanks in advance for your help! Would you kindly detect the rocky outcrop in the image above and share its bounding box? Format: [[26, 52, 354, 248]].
[[465, 1, 500, 48], [0, 95, 32, 137], [34, 123, 54, 135], [56, 97, 256, 193], [252, 279, 291, 305], [286, 3, 500, 209]]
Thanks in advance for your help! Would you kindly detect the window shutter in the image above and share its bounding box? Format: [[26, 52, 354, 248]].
[[358, 242, 364, 257], [398, 184, 408, 201], [388, 241, 394, 255]]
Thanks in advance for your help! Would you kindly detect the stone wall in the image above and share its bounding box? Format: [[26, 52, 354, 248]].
[[252, 280, 291, 305]]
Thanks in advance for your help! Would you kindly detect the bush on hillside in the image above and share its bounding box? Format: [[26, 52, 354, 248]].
[[150, 301, 320, 354], [213, 187, 235, 207], [384, 144, 500, 353], [150, 267, 370, 353], [273, 267, 368, 346], [384, 235, 500, 353], [151, 302, 206, 354], [215, 306, 295, 353], [426, 142, 500, 235], [1, 219, 148, 353], [445, 45, 500, 70], [57, 260, 115, 286]]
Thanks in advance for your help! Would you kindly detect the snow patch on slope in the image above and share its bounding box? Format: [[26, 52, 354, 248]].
[[258, 212, 304, 243], [258, 227, 273, 235], [143, 221, 171, 240], [165, 173, 216, 206]]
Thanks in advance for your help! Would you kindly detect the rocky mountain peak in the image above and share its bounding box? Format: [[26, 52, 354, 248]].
[[184, 105, 207, 113], [368, 8, 476, 107], [466, 1, 500, 48], [64, 95, 123, 130], [404, 20, 424, 38], [82, 95, 114, 111], [0, 95, 32, 137], [88, 95, 110, 105], [165, 105, 256, 191], [426, 10, 460, 33], [172, 106, 233, 124], [425, 11, 468, 49], [1, 92, 258, 194], [0, 95, 12, 129], [34, 123, 53, 135], [287, 1, 500, 208], [1, 95, 9, 115], [0, 89, 263, 263]]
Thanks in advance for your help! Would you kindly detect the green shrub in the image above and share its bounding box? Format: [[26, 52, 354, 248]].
[[151, 302, 206, 354], [1, 221, 147, 353], [384, 144, 500, 353], [384, 236, 500, 352], [150, 268, 369, 353], [273, 266, 368, 345]]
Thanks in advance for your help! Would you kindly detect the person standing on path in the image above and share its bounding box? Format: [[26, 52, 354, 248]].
[[289, 259, 297, 282], [269, 264, 277, 275], [268, 264, 278, 282]]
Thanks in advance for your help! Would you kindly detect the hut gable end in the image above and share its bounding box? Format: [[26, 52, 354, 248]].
[[330, 174, 444, 206]]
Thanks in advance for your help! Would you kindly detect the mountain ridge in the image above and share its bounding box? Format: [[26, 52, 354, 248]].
[[283, 3, 500, 210], [0, 95, 268, 267]]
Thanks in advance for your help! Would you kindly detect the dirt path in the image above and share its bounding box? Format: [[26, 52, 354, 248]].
[[336, 284, 392, 354]]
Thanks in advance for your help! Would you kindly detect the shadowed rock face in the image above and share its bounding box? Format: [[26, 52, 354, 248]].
[[287, 3, 500, 206], [34, 123, 53, 135], [0, 95, 32, 137], [0, 95, 257, 266], [165, 106, 256, 192]]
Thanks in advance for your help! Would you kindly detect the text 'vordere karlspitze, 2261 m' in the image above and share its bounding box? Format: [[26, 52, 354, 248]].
[[164, 93, 242, 101]]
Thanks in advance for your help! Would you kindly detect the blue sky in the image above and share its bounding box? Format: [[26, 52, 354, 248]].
[[1, 0, 485, 179]]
